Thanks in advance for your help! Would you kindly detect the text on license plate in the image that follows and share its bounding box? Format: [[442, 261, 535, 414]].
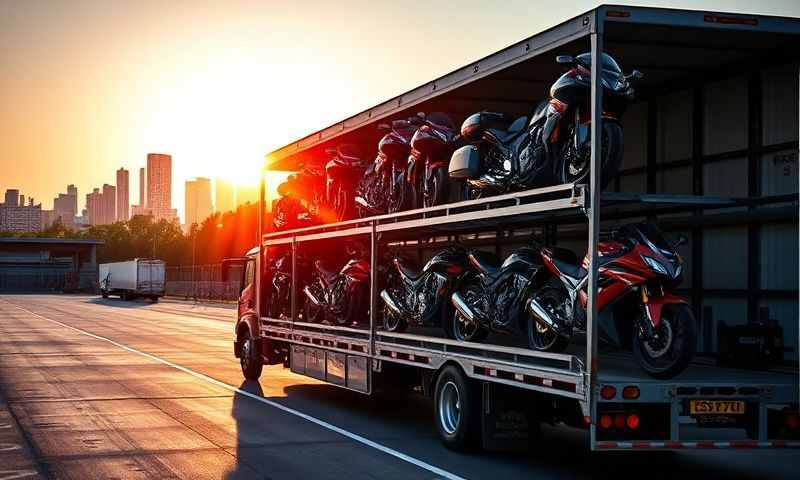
[[690, 400, 746, 415]]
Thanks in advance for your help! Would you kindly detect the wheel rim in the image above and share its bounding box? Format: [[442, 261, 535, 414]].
[[454, 310, 479, 341], [384, 305, 400, 331], [643, 317, 674, 359], [240, 336, 251, 370], [529, 295, 561, 350], [438, 381, 461, 435]]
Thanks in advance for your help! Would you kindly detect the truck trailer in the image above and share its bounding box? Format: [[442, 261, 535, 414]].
[[230, 5, 799, 452], [99, 259, 165, 302]]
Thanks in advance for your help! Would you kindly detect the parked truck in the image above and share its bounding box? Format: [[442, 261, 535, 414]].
[[228, 5, 799, 452], [99, 259, 165, 302]]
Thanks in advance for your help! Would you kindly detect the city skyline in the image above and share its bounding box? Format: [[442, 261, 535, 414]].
[[4, 0, 798, 223]]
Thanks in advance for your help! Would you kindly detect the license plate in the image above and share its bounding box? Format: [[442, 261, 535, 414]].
[[690, 400, 746, 415]]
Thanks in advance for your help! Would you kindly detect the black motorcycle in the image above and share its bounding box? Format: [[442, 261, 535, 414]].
[[380, 245, 470, 335], [449, 246, 544, 346], [302, 244, 371, 327], [355, 117, 420, 217], [449, 52, 642, 198], [407, 112, 461, 209], [325, 144, 367, 222]]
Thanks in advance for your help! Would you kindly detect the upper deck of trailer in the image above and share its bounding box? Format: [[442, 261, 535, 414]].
[[263, 5, 800, 174]]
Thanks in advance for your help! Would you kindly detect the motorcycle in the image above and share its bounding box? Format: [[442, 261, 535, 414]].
[[527, 222, 695, 379], [325, 144, 367, 222], [406, 112, 461, 209], [380, 245, 470, 334], [449, 246, 543, 343], [302, 242, 370, 327], [355, 117, 420, 217], [449, 52, 642, 199], [272, 178, 317, 231]]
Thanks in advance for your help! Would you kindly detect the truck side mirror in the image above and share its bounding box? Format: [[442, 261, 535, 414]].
[[556, 55, 575, 65]]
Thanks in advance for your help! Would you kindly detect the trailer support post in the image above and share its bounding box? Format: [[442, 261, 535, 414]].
[[370, 221, 377, 356], [256, 173, 265, 320], [586, 27, 604, 450]]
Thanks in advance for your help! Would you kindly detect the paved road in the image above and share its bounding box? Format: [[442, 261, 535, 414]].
[[0, 295, 795, 480]]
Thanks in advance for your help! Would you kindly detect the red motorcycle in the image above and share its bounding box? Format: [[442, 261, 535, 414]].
[[527, 222, 696, 379]]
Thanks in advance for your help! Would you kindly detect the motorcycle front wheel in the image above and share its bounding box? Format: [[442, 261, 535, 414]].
[[387, 171, 408, 213], [632, 304, 696, 379], [557, 120, 623, 189]]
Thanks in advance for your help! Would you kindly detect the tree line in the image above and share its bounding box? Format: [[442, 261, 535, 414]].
[[0, 202, 266, 266]]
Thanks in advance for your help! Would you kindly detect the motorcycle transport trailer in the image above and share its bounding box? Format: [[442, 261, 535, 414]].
[[229, 5, 800, 451]]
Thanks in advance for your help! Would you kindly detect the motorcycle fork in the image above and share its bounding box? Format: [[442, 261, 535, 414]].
[[637, 287, 657, 338]]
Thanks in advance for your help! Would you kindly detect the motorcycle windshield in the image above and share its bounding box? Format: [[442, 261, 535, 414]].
[[633, 223, 675, 254]]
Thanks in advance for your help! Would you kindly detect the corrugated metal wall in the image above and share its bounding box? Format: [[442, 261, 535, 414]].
[[617, 62, 799, 360]]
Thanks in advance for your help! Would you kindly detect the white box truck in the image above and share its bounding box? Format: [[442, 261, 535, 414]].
[[99, 259, 165, 302]]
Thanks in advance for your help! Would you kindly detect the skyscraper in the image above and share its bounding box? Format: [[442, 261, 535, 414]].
[[86, 188, 102, 225], [102, 184, 116, 224], [3, 189, 19, 207], [116, 168, 129, 222], [139, 167, 146, 207], [215, 178, 235, 213], [146, 153, 177, 221], [185, 177, 213, 226], [67, 184, 78, 214]]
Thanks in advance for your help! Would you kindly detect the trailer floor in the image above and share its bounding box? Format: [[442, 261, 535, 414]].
[[0, 294, 796, 480]]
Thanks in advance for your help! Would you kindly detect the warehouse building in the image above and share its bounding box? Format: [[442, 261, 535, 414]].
[[0, 237, 103, 292]]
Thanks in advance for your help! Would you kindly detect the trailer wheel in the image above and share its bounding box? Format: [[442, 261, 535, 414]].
[[101, 291, 108, 299], [434, 365, 480, 451], [240, 329, 263, 381]]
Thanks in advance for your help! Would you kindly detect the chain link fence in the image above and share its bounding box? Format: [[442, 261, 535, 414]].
[[165, 264, 243, 302]]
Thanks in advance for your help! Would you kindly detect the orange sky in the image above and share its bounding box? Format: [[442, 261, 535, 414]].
[[2, 0, 798, 221]]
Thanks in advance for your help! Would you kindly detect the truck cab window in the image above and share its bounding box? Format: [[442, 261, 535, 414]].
[[244, 259, 255, 287]]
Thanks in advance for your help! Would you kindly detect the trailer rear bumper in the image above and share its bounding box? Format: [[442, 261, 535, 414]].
[[596, 440, 800, 449]]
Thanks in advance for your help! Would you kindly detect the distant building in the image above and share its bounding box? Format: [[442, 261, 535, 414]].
[[146, 153, 176, 221], [139, 167, 146, 206], [215, 177, 235, 213], [102, 184, 116, 225], [0, 190, 41, 232], [4, 189, 19, 207], [86, 188, 102, 225], [116, 168, 129, 222], [51, 184, 78, 227], [185, 177, 213, 226]]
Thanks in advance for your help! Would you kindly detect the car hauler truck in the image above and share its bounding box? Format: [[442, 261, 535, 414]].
[[230, 5, 800, 451], [99, 259, 165, 301]]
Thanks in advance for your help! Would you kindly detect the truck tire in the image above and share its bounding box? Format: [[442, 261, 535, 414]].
[[240, 329, 263, 381], [101, 291, 108, 299], [434, 365, 480, 451], [150, 296, 159, 303]]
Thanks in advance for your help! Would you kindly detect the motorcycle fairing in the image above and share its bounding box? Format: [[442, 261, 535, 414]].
[[644, 293, 688, 329]]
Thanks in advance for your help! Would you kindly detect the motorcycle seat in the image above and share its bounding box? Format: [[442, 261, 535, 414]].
[[485, 116, 528, 145], [393, 258, 422, 281], [550, 247, 586, 280], [314, 260, 339, 284], [337, 144, 365, 167], [468, 250, 501, 278]]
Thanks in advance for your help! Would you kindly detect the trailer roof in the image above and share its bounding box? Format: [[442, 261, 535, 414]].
[[264, 4, 800, 172]]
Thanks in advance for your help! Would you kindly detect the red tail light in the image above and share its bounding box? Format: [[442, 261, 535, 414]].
[[787, 414, 800, 430], [622, 386, 640, 399], [627, 413, 641, 430], [600, 385, 617, 400], [614, 414, 626, 429], [704, 14, 758, 26], [600, 415, 613, 429], [606, 10, 630, 18]]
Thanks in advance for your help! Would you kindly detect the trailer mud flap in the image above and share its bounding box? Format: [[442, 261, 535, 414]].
[[481, 382, 538, 452]]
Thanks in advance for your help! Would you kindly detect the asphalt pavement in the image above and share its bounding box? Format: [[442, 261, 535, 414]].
[[0, 294, 795, 479]]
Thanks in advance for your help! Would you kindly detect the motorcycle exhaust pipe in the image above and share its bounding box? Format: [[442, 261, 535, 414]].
[[451, 292, 478, 323], [379, 290, 403, 317], [303, 286, 323, 307], [527, 298, 564, 336]]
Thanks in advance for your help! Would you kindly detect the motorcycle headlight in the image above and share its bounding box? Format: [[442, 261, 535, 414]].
[[641, 255, 669, 276]]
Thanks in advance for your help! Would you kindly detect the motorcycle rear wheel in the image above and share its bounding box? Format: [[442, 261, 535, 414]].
[[383, 304, 408, 333], [451, 278, 489, 343], [557, 120, 622, 189], [526, 286, 570, 353], [632, 304, 696, 379]]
